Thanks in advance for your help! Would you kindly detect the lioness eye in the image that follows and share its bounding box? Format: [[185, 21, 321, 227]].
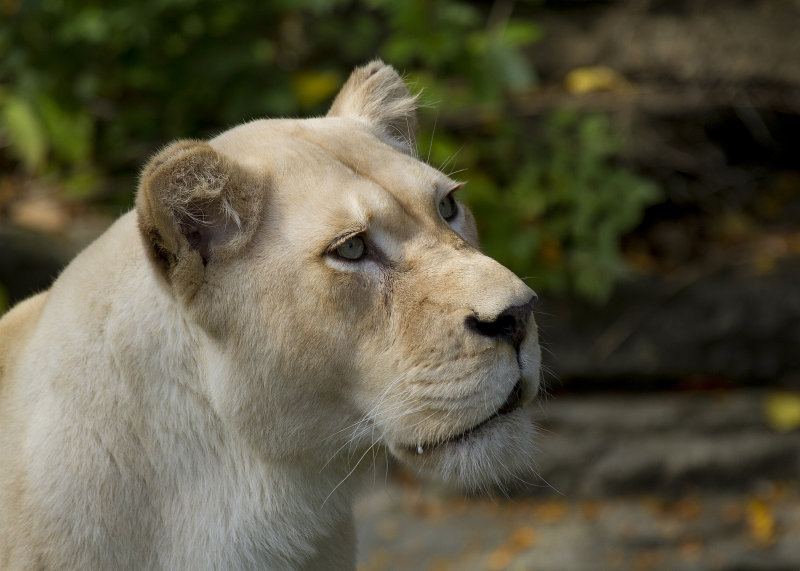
[[335, 236, 366, 260], [438, 193, 458, 221]]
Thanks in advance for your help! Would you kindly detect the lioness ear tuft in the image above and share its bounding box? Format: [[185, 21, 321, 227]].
[[136, 140, 263, 288], [327, 59, 418, 155]]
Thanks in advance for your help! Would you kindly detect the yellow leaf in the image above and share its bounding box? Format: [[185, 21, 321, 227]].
[[746, 498, 776, 548], [485, 525, 537, 570], [0, 283, 8, 315], [534, 499, 568, 523], [752, 253, 777, 275], [564, 66, 633, 94], [764, 392, 800, 432], [540, 235, 563, 268], [291, 71, 342, 109], [509, 525, 537, 550]]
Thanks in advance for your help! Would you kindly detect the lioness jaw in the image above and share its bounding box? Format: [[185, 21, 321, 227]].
[[0, 60, 541, 569]]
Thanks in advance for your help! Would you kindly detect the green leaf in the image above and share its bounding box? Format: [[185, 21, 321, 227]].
[[0, 94, 48, 172], [37, 95, 94, 165], [502, 21, 542, 47]]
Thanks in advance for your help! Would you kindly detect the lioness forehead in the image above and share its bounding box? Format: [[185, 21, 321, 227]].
[[211, 117, 456, 207]]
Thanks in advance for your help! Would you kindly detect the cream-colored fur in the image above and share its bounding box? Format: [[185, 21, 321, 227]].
[[0, 61, 540, 570]]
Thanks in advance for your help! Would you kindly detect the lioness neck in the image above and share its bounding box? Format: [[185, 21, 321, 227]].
[[1, 213, 358, 569]]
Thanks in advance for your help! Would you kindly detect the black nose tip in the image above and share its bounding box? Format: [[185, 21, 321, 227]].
[[465, 295, 536, 350]]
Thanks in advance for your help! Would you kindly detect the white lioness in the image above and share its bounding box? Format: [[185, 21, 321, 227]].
[[0, 61, 540, 569]]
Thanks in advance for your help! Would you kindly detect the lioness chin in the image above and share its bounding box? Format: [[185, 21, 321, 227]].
[[0, 61, 540, 569]]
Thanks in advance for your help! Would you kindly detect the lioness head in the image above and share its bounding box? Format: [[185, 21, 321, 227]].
[[136, 61, 540, 491]]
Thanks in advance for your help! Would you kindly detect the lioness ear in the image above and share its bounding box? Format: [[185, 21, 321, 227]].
[[327, 59, 418, 155], [136, 140, 263, 289]]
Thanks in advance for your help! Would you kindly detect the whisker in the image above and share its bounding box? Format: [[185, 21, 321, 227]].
[[427, 111, 438, 164], [322, 436, 383, 507]]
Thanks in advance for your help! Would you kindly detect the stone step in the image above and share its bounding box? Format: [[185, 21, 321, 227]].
[[356, 391, 800, 570]]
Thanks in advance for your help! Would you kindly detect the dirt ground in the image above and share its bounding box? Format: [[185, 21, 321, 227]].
[[355, 391, 800, 570]]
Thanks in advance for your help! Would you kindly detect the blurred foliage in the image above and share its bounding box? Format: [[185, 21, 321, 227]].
[[0, 0, 657, 302], [451, 110, 659, 302]]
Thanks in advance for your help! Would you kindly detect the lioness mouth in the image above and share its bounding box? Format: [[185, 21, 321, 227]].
[[414, 380, 524, 454]]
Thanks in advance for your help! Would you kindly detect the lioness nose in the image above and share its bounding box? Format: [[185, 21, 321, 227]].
[[465, 294, 537, 350]]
